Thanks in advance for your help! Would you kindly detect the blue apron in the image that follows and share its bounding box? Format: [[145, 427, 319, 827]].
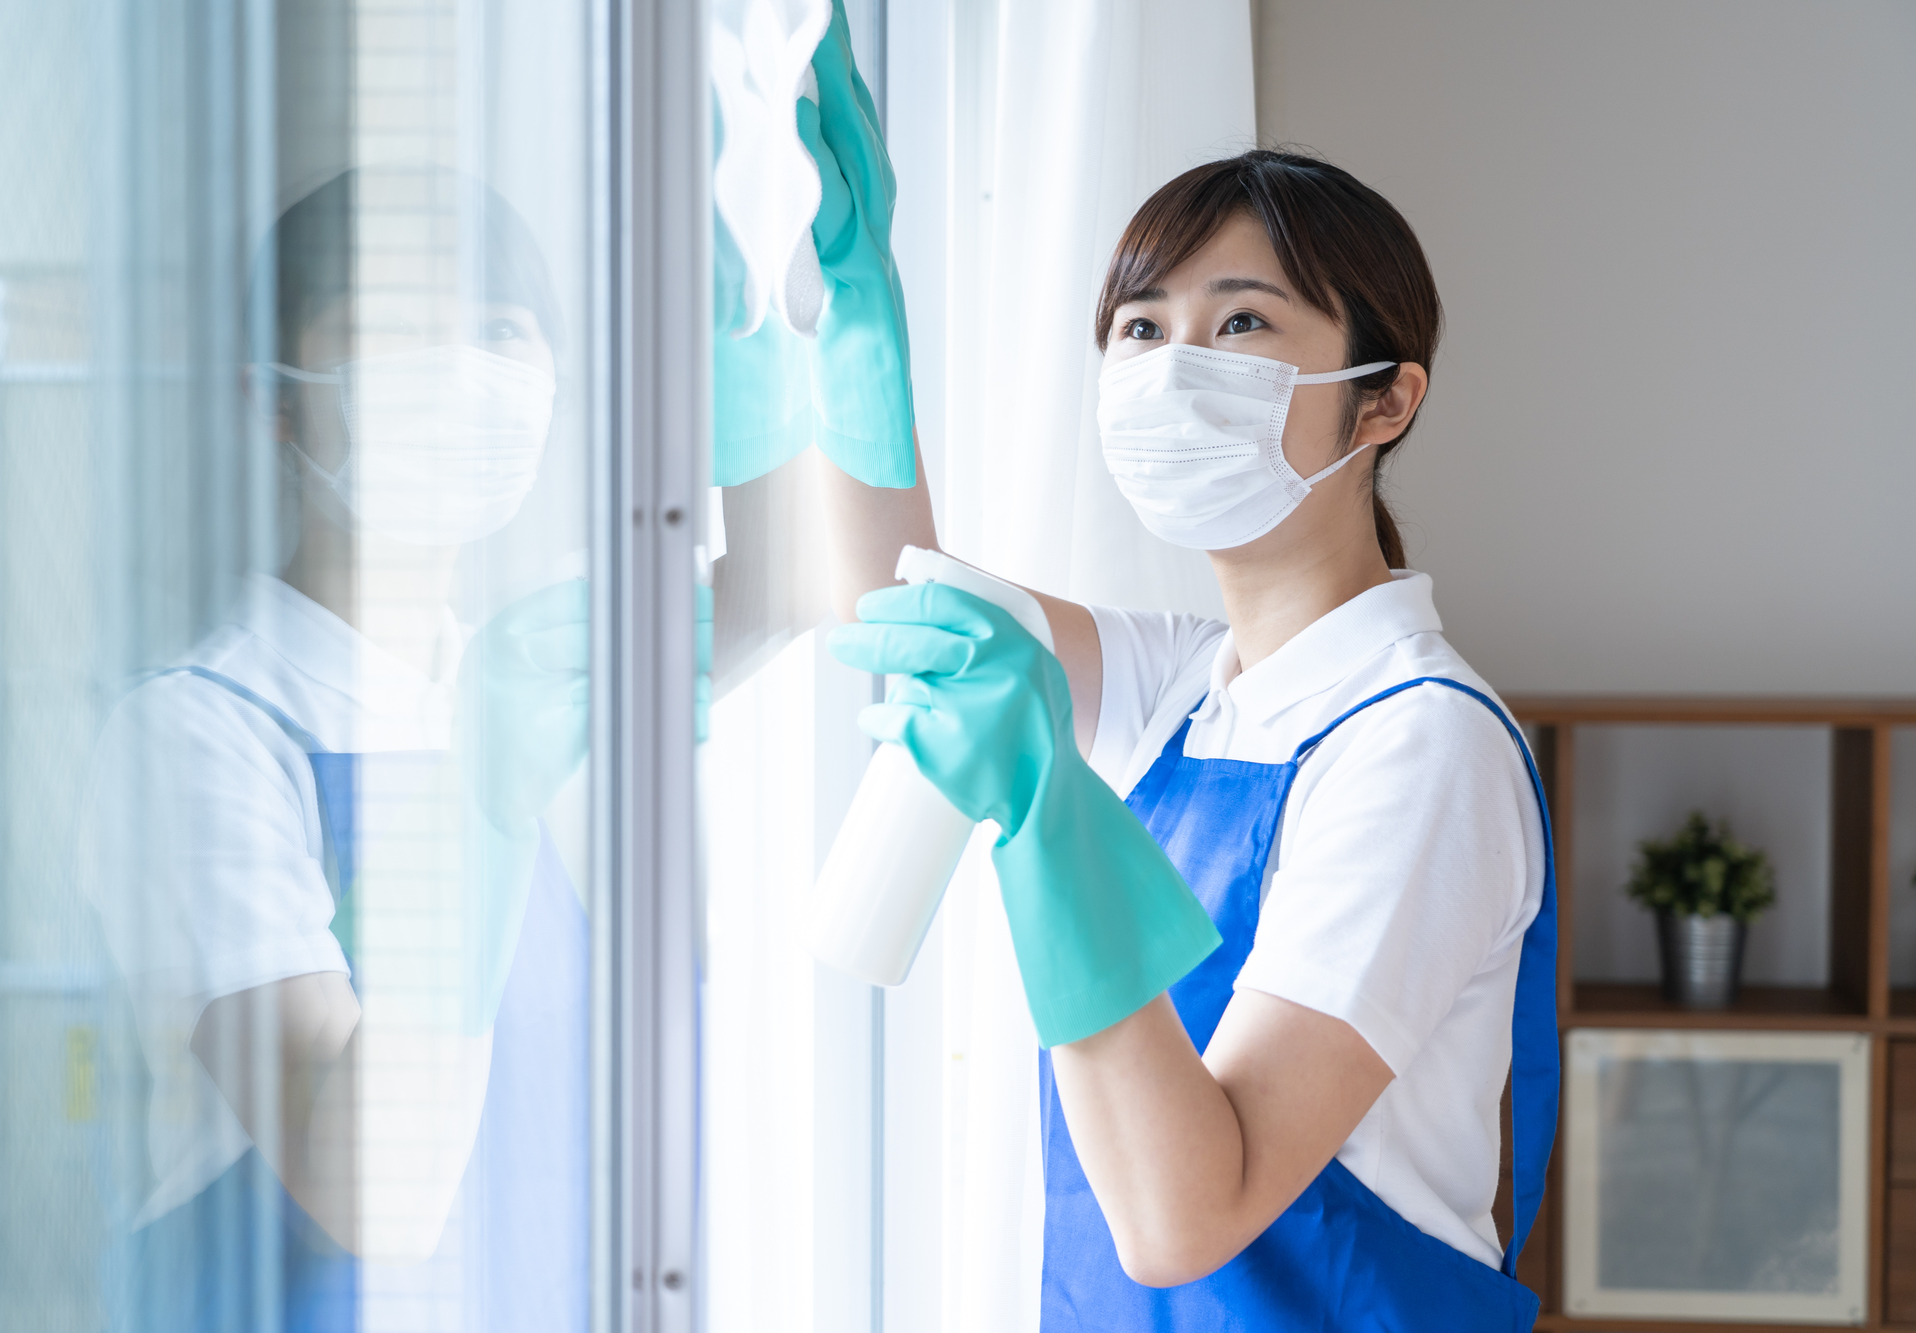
[[1038, 677, 1558, 1331], [119, 669, 589, 1333]]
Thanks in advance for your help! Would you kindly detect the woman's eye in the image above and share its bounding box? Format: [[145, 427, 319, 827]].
[[1223, 311, 1265, 336], [1123, 318, 1162, 341], [480, 317, 525, 343]]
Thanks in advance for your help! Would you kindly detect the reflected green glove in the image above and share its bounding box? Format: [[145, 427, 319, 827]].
[[800, 0, 915, 488], [459, 579, 590, 837], [452, 579, 590, 1032], [828, 584, 1221, 1047]]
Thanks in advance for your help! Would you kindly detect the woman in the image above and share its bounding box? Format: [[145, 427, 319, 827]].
[[80, 167, 591, 1332], [827, 150, 1556, 1328]]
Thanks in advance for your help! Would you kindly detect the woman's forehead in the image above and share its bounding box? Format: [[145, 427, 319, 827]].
[[1134, 213, 1292, 300]]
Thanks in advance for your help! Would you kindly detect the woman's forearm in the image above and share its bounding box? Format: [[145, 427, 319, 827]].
[[816, 436, 1106, 748], [820, 435, 940, 624], [192, 783, 531, 1260], [192, 973, 494, 1261], [1050, 995, 1260, 1286], [311, 1021, 493, 1261], [1050, 988, 1393, 1287]]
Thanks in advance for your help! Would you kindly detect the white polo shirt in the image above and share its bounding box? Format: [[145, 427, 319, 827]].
[[77, 573, 462, 1225], [1086, 571, 1546, 1268]]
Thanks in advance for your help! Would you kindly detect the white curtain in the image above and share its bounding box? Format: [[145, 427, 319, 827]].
[[942, 0, 1254, 616], [933, 3, 1256, 1328]]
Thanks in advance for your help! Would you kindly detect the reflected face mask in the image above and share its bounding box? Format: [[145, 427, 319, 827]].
[[1097, 343, 1396, 551], [272, 344, 556, 546]]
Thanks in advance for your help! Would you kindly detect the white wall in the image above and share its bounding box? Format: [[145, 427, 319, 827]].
[[1255, 0, 1916, 696]]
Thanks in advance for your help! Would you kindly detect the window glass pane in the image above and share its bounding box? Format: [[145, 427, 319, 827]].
[[1, 4, 603, 1329], [699, 6, 943, 1330]]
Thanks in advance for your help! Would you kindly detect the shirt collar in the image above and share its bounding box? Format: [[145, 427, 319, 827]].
[[235, 573, 460, 717], [1193, 570, 1444, 728]]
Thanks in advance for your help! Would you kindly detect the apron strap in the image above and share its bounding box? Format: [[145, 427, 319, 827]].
[[1119, 714, 1198, 814], [1286, 675, 1560, 1277], [151, 664, 330, 754]]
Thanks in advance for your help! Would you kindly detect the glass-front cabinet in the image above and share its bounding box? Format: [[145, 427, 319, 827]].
[[1512, 699, 1916, 1331]]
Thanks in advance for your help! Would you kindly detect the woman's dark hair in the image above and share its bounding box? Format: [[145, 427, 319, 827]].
[[249, 166, 564, 366], [1094, 149, 1441, 569]]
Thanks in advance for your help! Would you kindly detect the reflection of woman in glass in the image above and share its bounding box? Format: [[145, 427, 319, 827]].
[[80, 168, 588, 1332]]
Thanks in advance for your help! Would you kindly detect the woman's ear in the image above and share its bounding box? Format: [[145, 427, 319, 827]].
[[1355, 363, 1429, 447], [241, 363, 299, 445]]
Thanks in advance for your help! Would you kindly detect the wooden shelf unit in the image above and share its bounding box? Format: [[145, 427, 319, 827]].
[[1574, 981, 1866, 1028], [1503, 696, 1916, 1331]]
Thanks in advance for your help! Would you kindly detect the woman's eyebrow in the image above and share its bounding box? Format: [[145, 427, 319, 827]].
[[1207, 276, 1291, 302]]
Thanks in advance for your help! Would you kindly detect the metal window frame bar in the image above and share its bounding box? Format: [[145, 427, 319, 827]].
[[602, 0, 706, 1330]]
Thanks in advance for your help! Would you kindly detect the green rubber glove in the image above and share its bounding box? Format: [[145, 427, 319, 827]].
[[828, 583, 1221, 1047]]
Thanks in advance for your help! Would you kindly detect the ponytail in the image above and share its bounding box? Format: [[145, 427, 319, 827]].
[[1372, 489, 1406, 571]]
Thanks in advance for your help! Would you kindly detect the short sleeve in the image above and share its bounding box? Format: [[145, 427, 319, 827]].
[[78, 674, 349, 1009], [1085, 604, 1225, 788], [1232, 685, 1542, 1076]]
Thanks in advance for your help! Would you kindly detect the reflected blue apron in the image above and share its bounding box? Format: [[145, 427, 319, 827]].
[[120, 670, 589, 1333], [1038, 677, 1558, 1331]]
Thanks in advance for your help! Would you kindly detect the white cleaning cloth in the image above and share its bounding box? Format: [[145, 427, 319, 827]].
[[710, 0, 832, 339]]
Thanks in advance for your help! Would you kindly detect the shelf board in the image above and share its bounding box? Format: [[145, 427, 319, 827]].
[[1535, 1317, 1892, 1332], [1569, 983, 1867, 1029], [1505, 695, 1916, 727]]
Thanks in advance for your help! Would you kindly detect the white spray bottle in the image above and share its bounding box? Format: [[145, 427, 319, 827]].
[[805, 546, 1054, 986]]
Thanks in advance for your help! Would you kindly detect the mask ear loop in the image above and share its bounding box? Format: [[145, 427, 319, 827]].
[[1292, 360, 1396, 385], [1299, 438, 1378, 487], [257, 362, 360, 523], [1289, 361, 1398, 486], [262, 358, 353, 429]]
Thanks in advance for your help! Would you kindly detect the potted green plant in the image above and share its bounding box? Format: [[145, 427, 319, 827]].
[[1625, 811, 1776, 1008]]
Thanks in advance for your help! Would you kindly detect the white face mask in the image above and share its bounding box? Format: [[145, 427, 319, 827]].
[[1098, 343, 1396, 551], [270, 344, 556, 546]]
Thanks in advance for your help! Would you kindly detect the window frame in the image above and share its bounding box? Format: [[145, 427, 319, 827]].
[[605, 0, 707, 1328]]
